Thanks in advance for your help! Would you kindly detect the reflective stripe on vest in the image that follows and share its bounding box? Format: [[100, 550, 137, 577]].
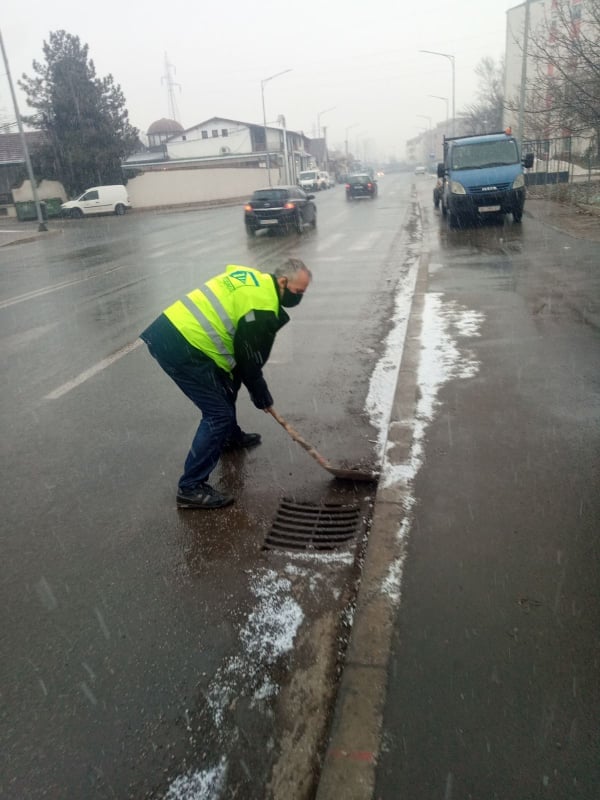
[[179, 294, 235, 369], [163, 266, 278, 373]]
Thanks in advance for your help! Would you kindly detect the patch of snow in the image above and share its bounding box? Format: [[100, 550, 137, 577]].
[[383, 292, 483, 488], [366, 278, 485, 606], [164, 757, 227, 800], [365, 242, 422, 456], [380, 516, 411, 603], [205, 570, 304, 728], [241, 571, 304, 664]]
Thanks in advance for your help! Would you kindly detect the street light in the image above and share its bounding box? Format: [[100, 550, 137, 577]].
[[420, 49, 455, 136], [344, 123, 358, 159], [429, 94, 449, 133], [317, 106, 336, 140], [0, 30, 47, 232], [417, 114, 433, 164], [261, 68, 292, 187], [517, 0, 533, 148]]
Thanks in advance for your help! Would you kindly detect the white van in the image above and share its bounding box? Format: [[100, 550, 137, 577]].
[[61, 185, 131, 218], [298, 170, 326, 192]]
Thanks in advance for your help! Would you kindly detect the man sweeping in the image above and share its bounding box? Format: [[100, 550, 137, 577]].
[[140, 257, 312, 509]]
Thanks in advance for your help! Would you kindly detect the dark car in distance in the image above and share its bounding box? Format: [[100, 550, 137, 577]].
[[244, 186, 317, 235], [345, 174, 378, 201]]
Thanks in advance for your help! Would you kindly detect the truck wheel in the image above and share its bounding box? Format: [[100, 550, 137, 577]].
[[115, 204, 126, 216], [513, 208, 523, 223], [245, 224, 256, 237], [70, 208, 84, 219], [441, 198, 447, 217]]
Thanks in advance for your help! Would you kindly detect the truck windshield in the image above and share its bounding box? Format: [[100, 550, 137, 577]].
[[451, 140, 519, 170], [300, 172, 317, 179]]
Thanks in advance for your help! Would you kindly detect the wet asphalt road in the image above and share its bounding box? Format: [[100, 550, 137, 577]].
[[1, 177, 417, 798], [3, 177, 598, 800], [372, 184, 600, 799]]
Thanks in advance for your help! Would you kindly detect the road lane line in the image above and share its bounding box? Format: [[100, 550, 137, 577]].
[[0, 265, 126, 310], [349, 232, 382, 251], [44, 339, 143, 400]]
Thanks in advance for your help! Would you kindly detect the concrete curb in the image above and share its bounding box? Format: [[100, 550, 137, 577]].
[[0, 228, 62, 247], [315, 250, 429, 800]]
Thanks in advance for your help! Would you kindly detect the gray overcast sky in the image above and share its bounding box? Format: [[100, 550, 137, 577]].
[[1, 0, 519, 160]]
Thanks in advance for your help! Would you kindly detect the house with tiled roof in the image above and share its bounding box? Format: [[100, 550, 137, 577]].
[[0, 131, 46, 213], [122, 116, 314, 181]]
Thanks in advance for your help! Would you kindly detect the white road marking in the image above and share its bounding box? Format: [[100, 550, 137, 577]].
[[0, 265, 126, 310], [349, 231, 381, 251], [315, 232, 345, 250], [44, 339, 143, 400]]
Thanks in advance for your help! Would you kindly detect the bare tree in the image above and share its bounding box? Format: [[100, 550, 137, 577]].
[[519, 0, 600, 157], [460, 57, 505, 135]]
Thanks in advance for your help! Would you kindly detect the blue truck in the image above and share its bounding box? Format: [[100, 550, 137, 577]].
[[437, 129, 534, 226]]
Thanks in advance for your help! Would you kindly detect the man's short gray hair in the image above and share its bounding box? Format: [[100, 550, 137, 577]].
[[274, 257, 312, 281]]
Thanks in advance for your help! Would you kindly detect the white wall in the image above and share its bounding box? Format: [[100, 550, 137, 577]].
[[126, 166, 279, 209], [13, 179, 67, 202], [167, 127, 252, 159]]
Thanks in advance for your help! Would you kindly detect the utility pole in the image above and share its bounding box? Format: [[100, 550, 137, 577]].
[[0, 29, 47, 231], [261, 69, 292, 187], [517, 0, 532, 151], [278, 114, 290, 184], [161, 53, 181, 123]]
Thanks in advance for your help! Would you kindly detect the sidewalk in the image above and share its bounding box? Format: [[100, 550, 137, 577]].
[[0, 218, 62, 247], [316, 199, 600, 799]]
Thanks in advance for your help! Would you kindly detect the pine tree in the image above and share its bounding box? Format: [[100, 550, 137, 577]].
[[19, 30, 139, 196]]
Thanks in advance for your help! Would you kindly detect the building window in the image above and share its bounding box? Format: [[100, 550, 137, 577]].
[[212, 130, 218, 138], [222, 129, 228, 137], [201, 131, 208, 139]]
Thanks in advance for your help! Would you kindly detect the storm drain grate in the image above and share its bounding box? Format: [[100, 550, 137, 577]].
[[263, 499, 362, 552]]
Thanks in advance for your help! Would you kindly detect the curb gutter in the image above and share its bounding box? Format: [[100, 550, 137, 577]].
[[315, 250, 429, 800]]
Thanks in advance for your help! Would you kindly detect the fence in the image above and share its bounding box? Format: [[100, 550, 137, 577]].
[[523, 134, 600, 206]]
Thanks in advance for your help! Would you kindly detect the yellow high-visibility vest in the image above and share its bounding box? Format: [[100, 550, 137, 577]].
[[163, 265, 279, 373]]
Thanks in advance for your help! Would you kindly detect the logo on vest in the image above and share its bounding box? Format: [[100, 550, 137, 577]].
[[228, 270, 259, 287]]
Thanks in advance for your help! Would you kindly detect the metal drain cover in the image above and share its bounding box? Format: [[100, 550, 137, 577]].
[[264, 499, 362, 552]]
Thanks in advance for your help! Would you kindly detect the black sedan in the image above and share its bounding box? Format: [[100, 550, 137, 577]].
[[244, 186, 317, 235], [345, 174, 378, 201]]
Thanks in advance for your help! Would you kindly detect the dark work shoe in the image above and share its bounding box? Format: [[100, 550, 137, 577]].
[[222, 432, 262, 451], [176, 483, 234, 509]]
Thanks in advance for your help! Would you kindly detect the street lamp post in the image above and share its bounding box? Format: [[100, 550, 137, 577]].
[[420, 49, 455, 137], [345, 123, 358, 159], [317, 106, 336, 170], [317, 106, 336, 140], [278, 114, 290, 184], [261, 68, 292, 187], [429, 94, 449, 135], [0, 30, 47, 232], [517, 0, 533, 149], [418, 114, 433, 163]]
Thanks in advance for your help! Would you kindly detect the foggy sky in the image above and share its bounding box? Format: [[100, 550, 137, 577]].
[[1, 0, 519, 160]]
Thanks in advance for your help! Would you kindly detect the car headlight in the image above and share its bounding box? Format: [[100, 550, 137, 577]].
[[450, 180, 466, 195], [512, 173, 525, 189]]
